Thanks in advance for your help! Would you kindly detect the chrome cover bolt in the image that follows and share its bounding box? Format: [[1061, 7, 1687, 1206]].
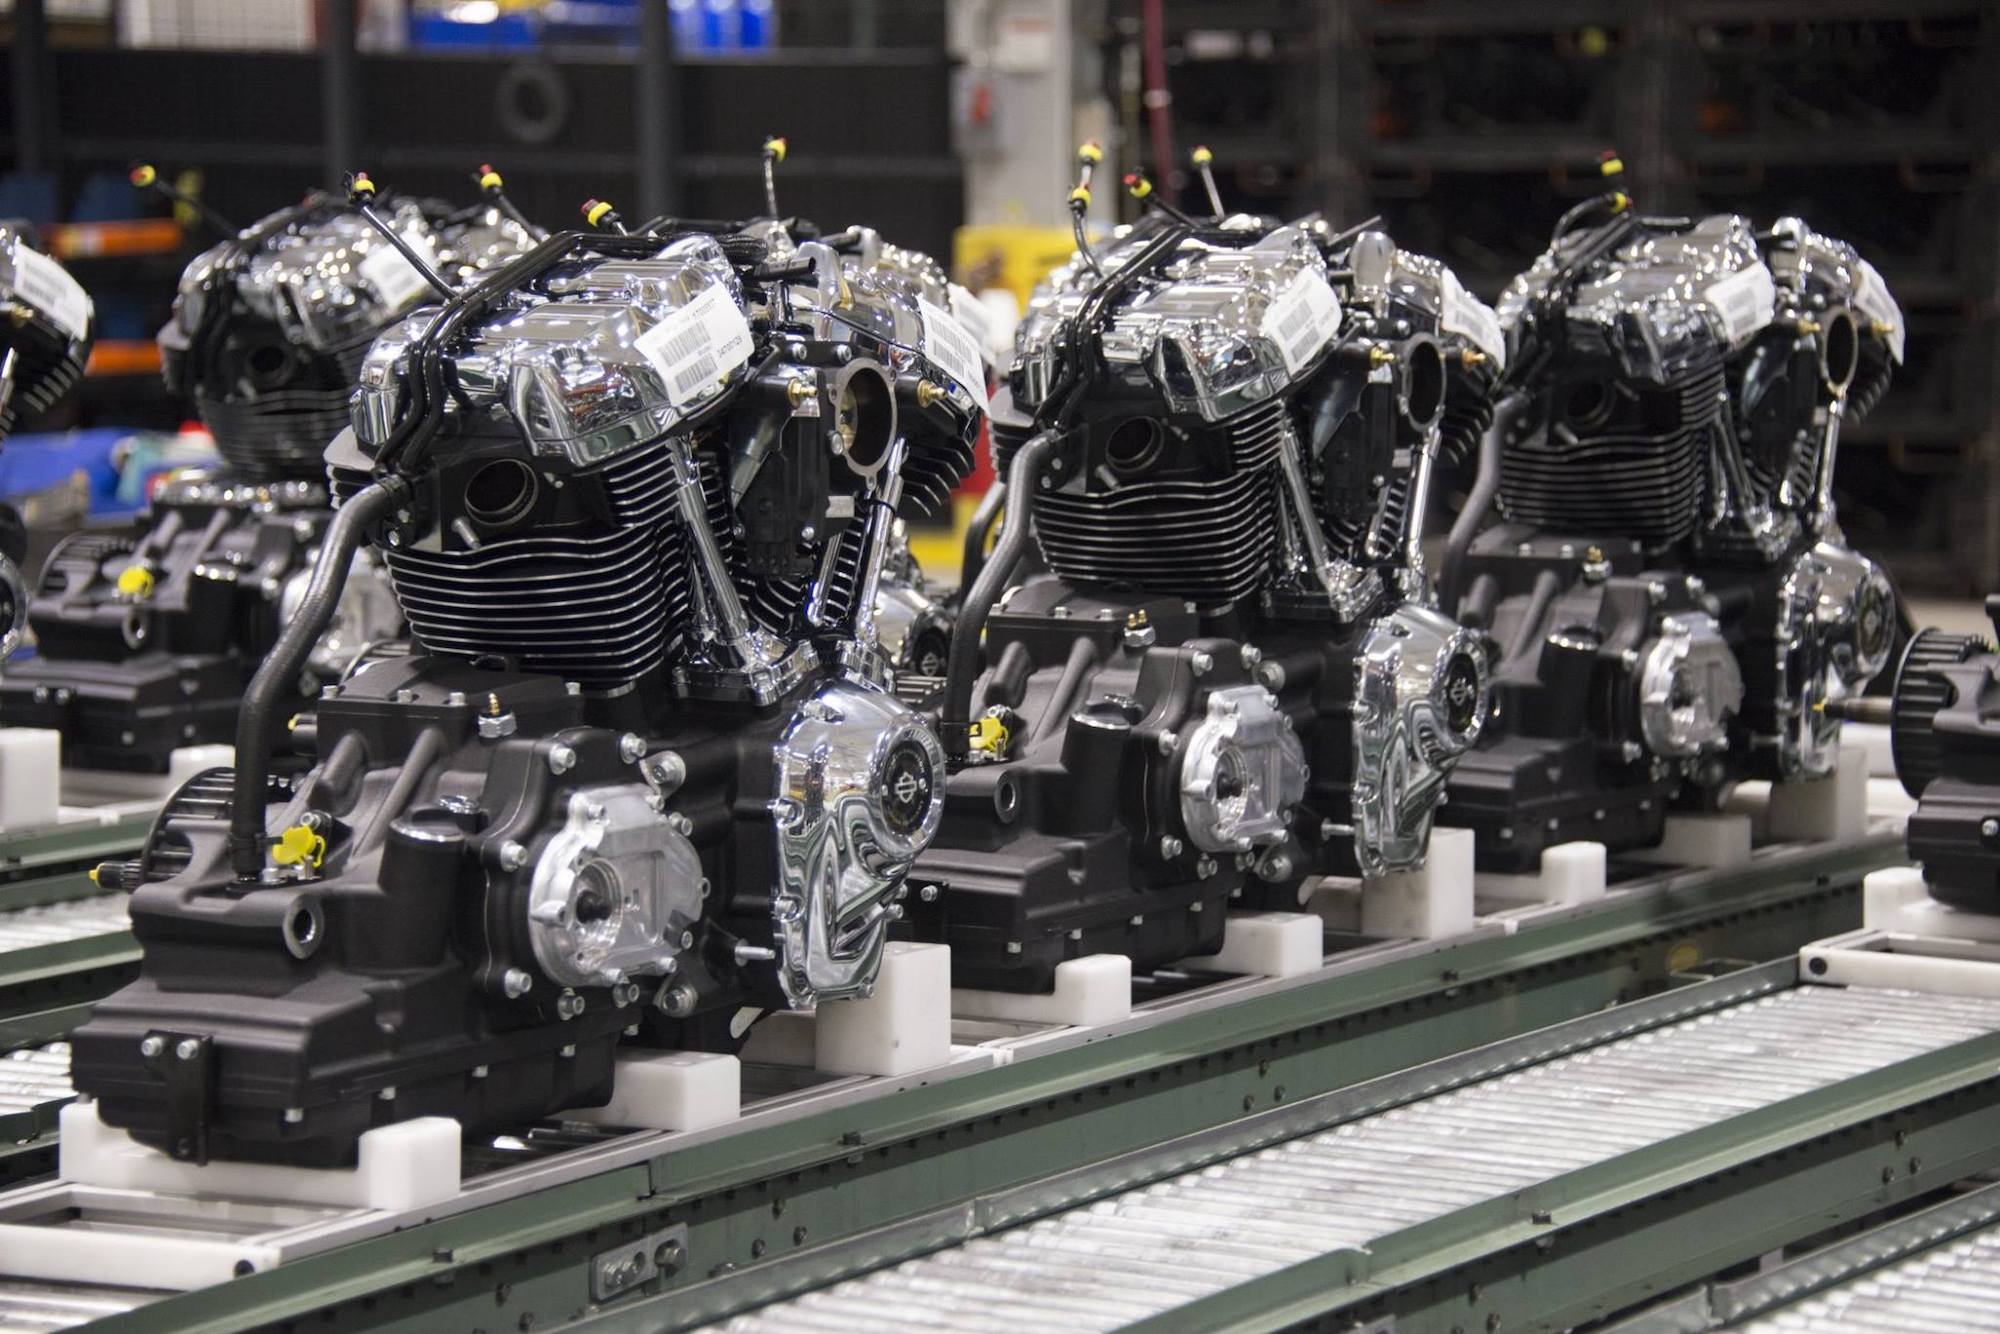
[[1983, 818, 1999, 840], [619, 733, 646, 763], [1196, 855, 1218, 880], [499, 840, 529, 871], [547, 743, 577, 775], [556, 990, 585, 1021], [503, 968, 534, 999], [645, 752, 688, 791], [1160, 835, 1184, 859], [667, 813, 694, 837], [657, 983, 697, 1017], [1190, 650, 1214, 677], [1258, 851, 1293, 882], [1157, 730, 1178, 756], [920, 884, 938, 902], [284, 1107, 304, 1124], [140, 1036, 164, 1059], [1240, 645, 1262, 669], [175, 1039, 201, 1062]]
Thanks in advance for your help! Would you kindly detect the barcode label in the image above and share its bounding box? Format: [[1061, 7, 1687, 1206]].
[[1851, 256, 1904, 364], [1441, 266, 1506, 368], [919, 297, 989, 410], [11, 244, 90, 341], [1701, 260, 1776, 347], [947, 283, 996, 365], [1259, 268, 1342, 375], [636, 280, 755, 408], [359, 235, 436, 312]]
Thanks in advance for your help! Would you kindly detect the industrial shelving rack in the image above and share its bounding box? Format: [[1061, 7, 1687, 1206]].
[[1114, 0, 2000, 596]]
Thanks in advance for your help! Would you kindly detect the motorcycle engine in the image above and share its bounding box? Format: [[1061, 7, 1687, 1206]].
[[0, 192, 531, 769], [922, 213, 1491, 993], [0, 226, 94, 656], [1445, 206, 1899, 867], [70, 216, 986, 1164]]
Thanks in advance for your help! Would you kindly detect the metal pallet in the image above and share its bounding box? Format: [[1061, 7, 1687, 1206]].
[[705, 985, 2000, 1333], [0, 831, 1900, 1332]]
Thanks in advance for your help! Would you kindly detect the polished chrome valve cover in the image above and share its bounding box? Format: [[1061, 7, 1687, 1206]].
[[771, 680, 947, 1004]]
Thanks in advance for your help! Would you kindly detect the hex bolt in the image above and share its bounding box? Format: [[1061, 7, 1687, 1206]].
[[503, 968, 534, 999], [1983, 818, 1999, 840], [1157, 730, 1179, 756], [1190, 650, 1214, 677], [547, 743, 577, 775], [499, 841, 529, 871], [655, 1239, 685, 1276], [175, 1039, 201, 1062], [1239, 644, 1262, 668], [1159, 836, 1185, 859], [668, 813, 695, 837], [140, 1036, 164, 1059], [619, 733, 646, 763]]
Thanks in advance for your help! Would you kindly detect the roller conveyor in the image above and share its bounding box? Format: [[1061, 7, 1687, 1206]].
[[0, 900, 127, 954], [712, 984, 2000, 1333], [1737, 1228, 2000, 1331]]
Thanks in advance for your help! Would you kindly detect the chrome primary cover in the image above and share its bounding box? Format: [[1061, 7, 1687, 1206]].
[[1771, 538, 1895, 779], [1352, 604, 1489, 876], [770, 681, 947, 1004]]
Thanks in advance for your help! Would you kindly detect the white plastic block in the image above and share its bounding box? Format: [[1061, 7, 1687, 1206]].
[[1476, 841, 1607, 907], [168, 743, 235, 784], [952, 953, 1133, 1027], [1843, 721, 1897, 779], [1629, 813, 1755, 869], [1720, 781, 1773, 843], [1863, 865, 1931, 930], [1868, 778, 1918, 824], [58, 1102, 461, 1211], [815, 942, 953, 1076], [570, 1051, 740, 1130], [1767, 746, 1869, 844], [1859, 865, 2000, 943], [1362, 827, 1476, 940], [0, 728, 61, 831], [1179, 912, 1324, 978]]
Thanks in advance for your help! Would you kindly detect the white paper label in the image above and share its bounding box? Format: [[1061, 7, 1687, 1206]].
[[637, 281, 756, 407], [1701, 261, 1777, 346], [919, 296, 990, 410], [1260, 268, 1343, 375], [1440, 267, 1506, 369], [1851, 256, 1905, 364], [947, 281, 996, 367], [11, 244, 91, 342], [359, 236, 437, 311]]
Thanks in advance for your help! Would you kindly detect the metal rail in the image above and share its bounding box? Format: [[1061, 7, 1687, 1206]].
[[697, 984, 2000, 1332], [0, 831, 1901, 1332]]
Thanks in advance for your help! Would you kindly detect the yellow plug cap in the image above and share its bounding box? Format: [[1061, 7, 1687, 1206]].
[[271, 824, 326, 869], [1599, 155, 1625, 177], [583, 199, 615, 228], [477, 163, 504, 190], [764, 136, 788, 161], [968, 714, 1010, 754], [129, 163, 158, 188], [116, 565, 155, 598], [1077, 141, 1103, 164], [1191, 145, 1213, 166], [1124, 173, 1154, 200], [349, 171, 376, 199], [1069, 185, 1092, 207]]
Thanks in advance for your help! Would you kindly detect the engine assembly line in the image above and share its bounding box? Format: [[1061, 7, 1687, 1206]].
[[1, 4, 1998, 1330]]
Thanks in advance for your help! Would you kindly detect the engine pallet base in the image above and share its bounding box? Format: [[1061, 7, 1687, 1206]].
[[0, 823, 1899, 1332]]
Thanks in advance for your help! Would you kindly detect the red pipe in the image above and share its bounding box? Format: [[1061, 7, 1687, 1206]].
[[1140, 0, 1176, 205]]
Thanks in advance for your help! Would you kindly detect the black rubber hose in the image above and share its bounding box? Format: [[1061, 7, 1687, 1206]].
[[959, 481, 1007, 592], [1439, 390, 1529, 611], [228, 477, 408, 879], [941, 432, 1057, 762]]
